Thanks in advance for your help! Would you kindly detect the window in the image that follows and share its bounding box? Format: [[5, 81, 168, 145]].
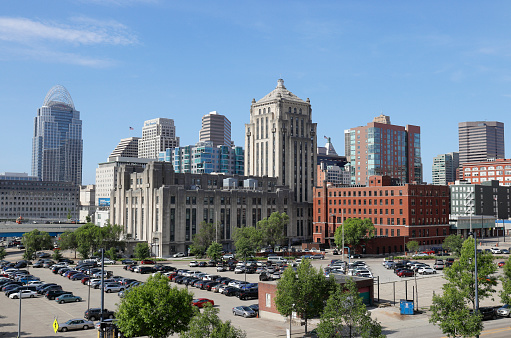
[[266, 293, 271, 308]]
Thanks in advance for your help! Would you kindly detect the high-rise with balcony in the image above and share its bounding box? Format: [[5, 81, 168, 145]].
[[432, 152, 459, 185], [345, 114, 422, 185], [109, 137, 140, 160], [32, 85, 82, 185], [138, 118, 179, 159], [459, 121, 504, 165], [199, 111, 232, 147]]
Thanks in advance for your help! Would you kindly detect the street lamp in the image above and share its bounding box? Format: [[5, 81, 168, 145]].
[[468, 231, 479, 338]]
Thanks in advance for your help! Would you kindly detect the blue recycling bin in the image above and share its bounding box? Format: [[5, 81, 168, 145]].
[[400, 299, 414, 315]]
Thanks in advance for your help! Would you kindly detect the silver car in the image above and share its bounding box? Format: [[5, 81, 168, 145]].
[[232, 306, 257, 318], [104, 282, 124, 293], [58, 318, 94, 332]]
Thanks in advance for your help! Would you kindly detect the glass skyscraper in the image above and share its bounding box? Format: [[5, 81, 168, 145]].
[[32, 85, 83, 185]]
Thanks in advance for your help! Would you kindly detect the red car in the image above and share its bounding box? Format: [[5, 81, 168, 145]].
[[397, 269, 414, 277], [498, 261, 506, 268], [140, 260, 155, 265], [191, 298, 215, 308]]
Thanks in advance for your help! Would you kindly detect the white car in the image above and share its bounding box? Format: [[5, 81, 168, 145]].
[[104, 282, 124, 293], [173, 252, 186, 258], [223, 254, 235, 260], [98, 258, 115, 265], [412, 253, 429, 258], [9, 290, 37, 299], [491, 248, 502, 254], [189, 261, 199, 267], [217, 266, 227, 272], [234, 267, 245, 274], [418, 267, 437, 275], [27, 281, 44, 286]]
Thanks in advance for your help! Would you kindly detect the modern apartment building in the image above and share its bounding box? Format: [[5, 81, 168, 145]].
[[313, 175, 450, 254], [199, 111, 232, 147], [138, 118, 179, 159], [110, 161, 304, 256], [432, 152, 459, 185], [159, 141, 244, 175], [459, 121, 504, 164], [345, 115, 421, 185], [109, 137, 140, 160], [32, 85, 83, 185], [245, 79, 317, 204], [460, 159, 511, 186]]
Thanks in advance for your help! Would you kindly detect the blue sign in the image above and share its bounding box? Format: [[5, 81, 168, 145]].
[[98, 198, 110, 206]]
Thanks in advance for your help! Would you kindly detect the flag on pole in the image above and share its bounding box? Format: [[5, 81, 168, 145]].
[[129, 127, 134, 130], [324, 135, 328, 140]]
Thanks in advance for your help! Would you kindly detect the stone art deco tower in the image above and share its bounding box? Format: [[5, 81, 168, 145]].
[[245, 79, 317, 203], [32, 85, 83, 185]]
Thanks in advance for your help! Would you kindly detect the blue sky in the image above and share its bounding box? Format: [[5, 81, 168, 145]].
[[1, 1, 510, 185]]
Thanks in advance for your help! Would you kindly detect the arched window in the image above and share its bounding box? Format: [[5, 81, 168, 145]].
[[263, 108, 266, 114], [299, 108, 302, 114], [294, 108, 297, 113]]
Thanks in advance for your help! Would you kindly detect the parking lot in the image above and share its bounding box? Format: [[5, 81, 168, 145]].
[[1, 247, 509, 338]]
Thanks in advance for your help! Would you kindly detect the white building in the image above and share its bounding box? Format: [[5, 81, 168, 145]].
[[138, 118, 179, 159]]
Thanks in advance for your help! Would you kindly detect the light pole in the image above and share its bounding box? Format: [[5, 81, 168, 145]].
[[469, 231, 479, 338], [17, 286, 21, 338], [87, 267, 91, 314]]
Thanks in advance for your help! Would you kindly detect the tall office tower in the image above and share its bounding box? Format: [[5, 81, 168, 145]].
[[32, 85, 82, 185], [345, 114, 422, 185], [432, 152, 459, 185], [109, 137, 140, 160], [199, 111, 232, 146], [245, 79, 317, 203], [138, 118, 179, 159], [458, 121, 505, 164]]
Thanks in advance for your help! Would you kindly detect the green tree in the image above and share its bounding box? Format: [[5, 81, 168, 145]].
[[181, 303, 246, 338], [58, 231, 78, 258], [500, 255, 511, 305], [0, 247, 6, 260], [317, 278, 384, 338], [116, 274, 195, 338], [406, 240, 419, 253], [22, 229, 53, 254], [52, 249, 63, 261], [206, 242, 223, 261], [443, 234, 464, 256], [190, 222, 218, 257], [134, 242, 151, 260], [334, 218, 375, 254], [74, 222, 124, 258], [233, 226, 261, 261], [256, 212, 288, 251], [105, 247, 118, 261], [275, 259, 335, 334], [85, 215, 92, 223], [430, 237, 497, 337]]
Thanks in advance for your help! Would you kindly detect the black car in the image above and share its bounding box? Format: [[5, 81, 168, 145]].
[[39, 285, 62, 295], [259, 272, 272, 281], [6, 285, 37, 297], [223, 286, 238, 296], [237, 288, 258, 300], [84, 308, 115, 321], [46, 290, 72, 300], [471, 307, 498, 321], [121, 259, 136, 265], [139, 266, 154, 274], [207, 260, 218, 267]]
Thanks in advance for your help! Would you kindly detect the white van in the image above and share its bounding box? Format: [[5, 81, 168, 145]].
[[267, 256, 287, 263]]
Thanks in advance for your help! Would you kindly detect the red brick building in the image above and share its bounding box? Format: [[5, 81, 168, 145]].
[[313, 176, 450, 255], [460, 159, 511, 186]]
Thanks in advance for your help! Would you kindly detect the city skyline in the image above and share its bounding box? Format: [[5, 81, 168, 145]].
[[1, 1, 511, 184]]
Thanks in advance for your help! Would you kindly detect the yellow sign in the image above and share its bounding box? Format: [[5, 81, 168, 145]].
[[53, 318, 59, 333]]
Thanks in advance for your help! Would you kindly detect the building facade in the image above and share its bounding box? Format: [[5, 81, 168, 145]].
[[110, 162, 307, 257], [313, 176, 450, 254], [459, 159, 511, 186], [432, 152, 459, 185], [32, 85, 83, 185], [138, 118, 179, 159], [79, 184, 95, 223], [459, 121, 504, 165], [344, 115, 422, 185], [199, 111, 232, 146], [0, 178, 79, 222], [449, 180, 510, 238], [109, 137, 140, 160], [159, 141, 244, 175]]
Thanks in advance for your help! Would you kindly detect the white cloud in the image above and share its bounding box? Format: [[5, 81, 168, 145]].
[[0, 17, 137, 45]]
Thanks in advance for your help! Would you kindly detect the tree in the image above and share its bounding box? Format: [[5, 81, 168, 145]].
[[116, 274, 195, 338], [134, 242, 151, 260], [85, 215, 92, 223], [406, 240, 419, 253], [233, 226, 261, 261], [430, 237, 497, 337], [334, 218, 375, 254], [74, 222, 124, 258], [190, 222, 218, 257], [22, 229, 52, 255], [275, 259, 335, 334], [58, 231, 78, 258], [256, 212, 288, 250], [206, 242, 223, 261], [500, 255, 511, 305], [181, 303, 246, 338], [0, 247, 6, 260], [52, 249, 63, 261], [105, 247, 118, 261], [317, 278, 384, 338], [443, 234, 464, 256]]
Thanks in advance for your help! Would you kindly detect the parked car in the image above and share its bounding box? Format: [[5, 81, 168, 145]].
[[491, 248, 502, 254], [191, 298, 214, 308], [140, 259, 155, 265], [98, 258, 115, 265], [104, 283, 124, 293], [471, 306, 498, 320], [433, 260, 445, 270], [121, 259, 136, 265], [498, 261, 506, 268], [84, 308, 115, 321], [417, 267, 436, 275], [412, 252, 429, 258], [173, 252, 186, 258], [497, 304, 511, 317], [237, 288, 258, 300], [46, 290, 73, 300], [9, 290, 37, 299], [397, 269, 414, 277], [56, 294, 82, 304], [189, 261, 199, 267], [58, 318, 94, 332], [232, 305, 256, 318]]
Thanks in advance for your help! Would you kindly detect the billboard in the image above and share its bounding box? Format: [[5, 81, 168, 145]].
[[98, 198, 110, 207]]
